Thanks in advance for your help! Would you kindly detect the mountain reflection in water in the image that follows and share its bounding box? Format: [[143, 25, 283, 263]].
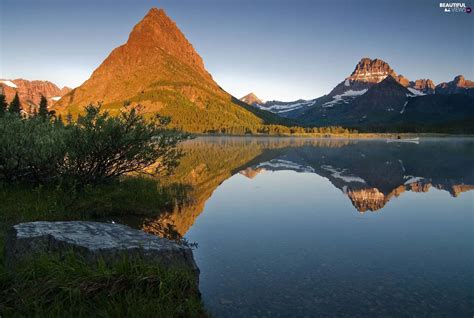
[[141, 137, 473, 238], [132, 137, 474, 317]]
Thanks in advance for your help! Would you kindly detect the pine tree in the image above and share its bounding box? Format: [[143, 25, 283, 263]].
[[38, 95, 49, 118], [0, 94, 7, 117], [8, 93, 21, 115]]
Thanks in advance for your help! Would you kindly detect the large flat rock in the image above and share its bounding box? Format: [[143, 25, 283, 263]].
[[5, 221, 199, 279]]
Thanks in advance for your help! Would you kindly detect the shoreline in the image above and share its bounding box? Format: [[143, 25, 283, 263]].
[[192, 132, 474, 139]]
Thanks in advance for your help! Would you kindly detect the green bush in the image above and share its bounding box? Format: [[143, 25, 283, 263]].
[[0, 104, 188, 187], [0, 114, 67, 183], [61, 104, 188, 185]]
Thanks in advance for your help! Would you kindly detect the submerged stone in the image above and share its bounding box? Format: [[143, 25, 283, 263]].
[[5, 221, 199, 280]]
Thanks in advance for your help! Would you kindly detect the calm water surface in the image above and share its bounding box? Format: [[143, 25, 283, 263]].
[[140, 137, 474, 317]]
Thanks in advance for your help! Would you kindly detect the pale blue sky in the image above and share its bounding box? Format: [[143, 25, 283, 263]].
[[1, 0, 473, 101]]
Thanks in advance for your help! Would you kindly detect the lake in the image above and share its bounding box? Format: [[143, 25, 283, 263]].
[[136, 137, 474, 317]]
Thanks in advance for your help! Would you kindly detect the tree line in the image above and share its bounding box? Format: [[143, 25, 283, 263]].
[[0, 92, 52, 119], [203, 125, 358, 135]]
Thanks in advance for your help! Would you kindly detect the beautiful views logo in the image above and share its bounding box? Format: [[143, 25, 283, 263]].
[[439, 2, 472, 13]]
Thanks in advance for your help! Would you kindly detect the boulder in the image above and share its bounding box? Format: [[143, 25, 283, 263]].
[[4, 221, 199, 280]]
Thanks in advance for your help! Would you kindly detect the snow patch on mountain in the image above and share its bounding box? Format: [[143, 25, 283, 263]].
[[255, 100, 316, 114], [321, 165, 366, 183], [50, 96, 62, 101], [398, 159, 406, 172], [404, 176, 424, 185], [407, 87, 425, 96], [322, 89, 368, 108], [400, 101, 408, 114], [0, 80, 17, 88], [256, 159, 315, 173]]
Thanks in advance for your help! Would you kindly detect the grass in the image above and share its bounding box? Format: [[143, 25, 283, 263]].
[[0, 252, 205, 317], [0, 177, 206, 317], [0, 177, 191, 235]]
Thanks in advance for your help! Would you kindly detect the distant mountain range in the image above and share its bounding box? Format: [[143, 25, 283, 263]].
[[2, 8, 472, 133], [241, 58, 474, 132], [0, 79, 71, 114]]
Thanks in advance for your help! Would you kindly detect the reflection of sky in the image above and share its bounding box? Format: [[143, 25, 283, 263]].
[[187, 169, 473, 316], [2, 0, 473, 101]]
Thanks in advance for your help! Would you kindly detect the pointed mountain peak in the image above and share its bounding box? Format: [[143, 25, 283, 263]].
[[348, 58, 397, 83], [135, 7, 174, 32], [125, 8, 205, 71], [377, 75, 407, 89], [357, 74, 409, 96], [381, 74, 398, 83], [240, 92, 263, 105], [53, 8, 288, 132], [242, 92, 259, 99], [138, 8, 172, 24], [146, 7, 167, 17]]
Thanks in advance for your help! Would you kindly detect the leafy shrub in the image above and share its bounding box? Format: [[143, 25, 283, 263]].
[[61, 104, 188, 186], [0, 104, 188, 187], [0, 114, 67, 184]]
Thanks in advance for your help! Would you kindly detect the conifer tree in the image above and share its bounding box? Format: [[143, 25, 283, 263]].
[[8, 92, 21, 115], [0, 94, 7, 117], [38, 95, 49, 118]]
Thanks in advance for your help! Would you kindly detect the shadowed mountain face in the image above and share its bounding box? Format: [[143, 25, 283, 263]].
[[240, 57, 473, 130], [303, 76, 413, 127], [139, 137, 473, 237]]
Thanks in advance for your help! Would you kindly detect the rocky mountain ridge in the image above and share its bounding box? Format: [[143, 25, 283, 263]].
[[411, 79, 436, 94], [239, 57, 473, 131], [347, 58, 397, 83], [436, 75, 474, 96], [241, 58, 473, 128], [0, 79, 71, 113]]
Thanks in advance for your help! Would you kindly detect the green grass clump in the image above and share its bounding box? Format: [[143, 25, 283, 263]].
[[0, 177, 192, 244], [0, 252, 206, 317]]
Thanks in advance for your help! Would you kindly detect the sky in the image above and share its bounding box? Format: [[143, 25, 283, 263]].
[[1, 0, 473, 101]]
